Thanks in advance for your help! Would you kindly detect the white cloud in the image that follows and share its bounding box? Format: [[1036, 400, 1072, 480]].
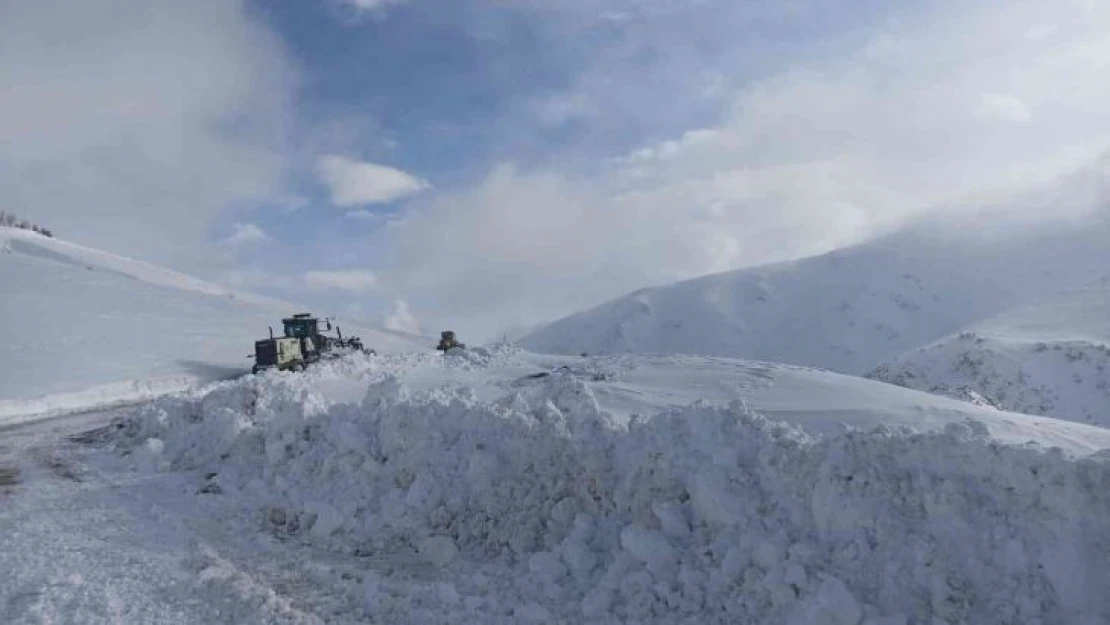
[[346, 209, 383, 222], [375, 165, 650, 339], [339, 0, 407, 12], [612, 0, 1110, 224], [0, 0, 294, 271], [222, 223, 270, 246], [383, 299, 422, 335], [316, 155, 429, 207], [976, 94, 1032, 123], [375, 0, 1110, 341], [275, 195, 311, 214], [534, 92, 593, 127], [303, 269, 378, 292]]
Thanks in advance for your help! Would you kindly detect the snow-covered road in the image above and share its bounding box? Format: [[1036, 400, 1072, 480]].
[[1, 409, 358, 624]]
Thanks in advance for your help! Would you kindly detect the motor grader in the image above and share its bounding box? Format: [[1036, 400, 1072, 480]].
[[251, 313, 372, 374]]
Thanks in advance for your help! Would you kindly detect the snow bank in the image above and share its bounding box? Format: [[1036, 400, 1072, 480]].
[[0, 376, 199, 427], [441, 342, 525, 370], [115, 368, 1110, 624]]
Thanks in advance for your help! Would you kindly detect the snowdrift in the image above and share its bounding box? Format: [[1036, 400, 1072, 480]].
[[0, 228, 426, 423], [115, 354, 1110, 625], [522, 214, 1110, 376], [873, 284, 1110, 426]]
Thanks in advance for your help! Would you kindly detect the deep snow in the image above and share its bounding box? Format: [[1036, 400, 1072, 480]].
[[1, 407, 364, 625], [94, 347, 1110, 624], [522, 212, 1110, 376], [872, 283, 1110, 426], [0, 228, 427, 423], [6, 217, 1110, 623]]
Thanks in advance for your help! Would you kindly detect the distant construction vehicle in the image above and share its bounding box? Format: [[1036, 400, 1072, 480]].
[[251, 313, 372, 374], [436, 330, 465, 351]]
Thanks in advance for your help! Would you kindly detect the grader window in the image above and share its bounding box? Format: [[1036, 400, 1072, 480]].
[[283, 318, 317, 338]]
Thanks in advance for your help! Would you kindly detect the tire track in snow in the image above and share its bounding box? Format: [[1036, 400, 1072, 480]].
[[0, 409, 353, 624]]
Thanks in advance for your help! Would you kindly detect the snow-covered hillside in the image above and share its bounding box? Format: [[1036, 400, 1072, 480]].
[[871, 283, 1110, 426], [85, 348, 1110, 624], [522, 213, 1110, 376], [0, 228, 427, 422]]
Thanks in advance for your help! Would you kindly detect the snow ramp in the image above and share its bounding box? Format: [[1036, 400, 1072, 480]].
[[116, 366, 1110, 625]]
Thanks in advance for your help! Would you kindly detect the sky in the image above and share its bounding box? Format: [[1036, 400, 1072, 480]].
[[3, 0, 1110, 340]]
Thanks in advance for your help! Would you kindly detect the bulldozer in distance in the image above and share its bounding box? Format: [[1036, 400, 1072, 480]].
[[436, 330, 465, 351], [251, 313, 373, 374]]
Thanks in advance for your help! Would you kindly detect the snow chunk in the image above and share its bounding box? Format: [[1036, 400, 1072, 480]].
[[721, 547, 749, 579], [753, 537, 784, 570], [621, 525, 677, 574], [308, 502, 344, 538], [788, 575, 863, 625], [418, 536, 459, 568], [651, 500, 690, 539], [690, 469, 746, 526], [528, 552, 568, 583]]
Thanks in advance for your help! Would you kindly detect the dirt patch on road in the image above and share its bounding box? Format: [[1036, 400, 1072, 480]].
[[69, 422, 124, 445], [34, 452, 82, 482]]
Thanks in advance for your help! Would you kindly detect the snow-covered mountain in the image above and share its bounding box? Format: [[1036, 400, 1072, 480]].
[[522, 213, 1110, 376], [0, 228, 427, 421], [870, 283, 1110, 425]]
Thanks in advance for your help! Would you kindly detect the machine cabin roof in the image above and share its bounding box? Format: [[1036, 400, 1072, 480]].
[[282, 314, 319, 339]]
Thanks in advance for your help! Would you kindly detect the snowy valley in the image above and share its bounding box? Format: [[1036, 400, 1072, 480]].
[[2, 227, 1110, 624], [8, 1, 1110, 622]]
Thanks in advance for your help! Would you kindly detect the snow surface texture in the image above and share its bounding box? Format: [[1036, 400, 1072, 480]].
[[872, 284, 1110, 426], [0, 228, 427, 423], [522, 213, 1110, 376], [114, 349, 1110, 624]]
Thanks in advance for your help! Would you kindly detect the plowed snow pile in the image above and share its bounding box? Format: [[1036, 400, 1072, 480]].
[[115, 356, 1110, 625]]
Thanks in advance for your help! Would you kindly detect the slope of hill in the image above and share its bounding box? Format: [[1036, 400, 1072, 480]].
[[870, 283, 1110, 425], [522, 213, 1110, 375], [0, 228, 427, 422]]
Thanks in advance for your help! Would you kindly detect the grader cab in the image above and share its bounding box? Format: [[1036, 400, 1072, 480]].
[[436, 330, 465, 351]]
